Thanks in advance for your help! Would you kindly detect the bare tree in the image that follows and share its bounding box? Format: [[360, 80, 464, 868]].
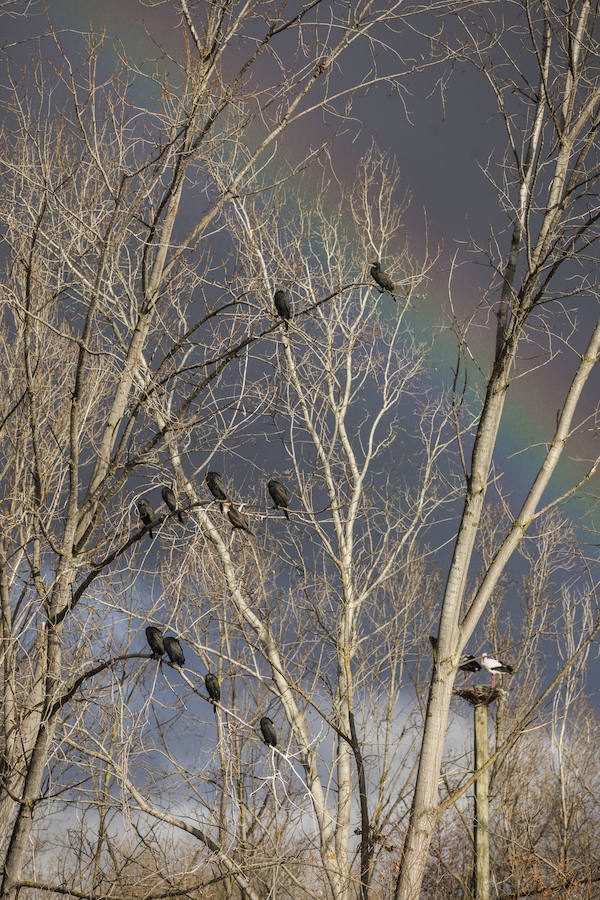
[[0, 3, 438, 897], [83, 144, 448, 899], [396, 3, 600, 896], [420, 509, 598, 898], [2, 4, 600, 899]]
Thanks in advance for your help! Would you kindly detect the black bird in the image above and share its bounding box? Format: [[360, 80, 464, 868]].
[[458, 655, 481, 685], [164, 636, 185, 667], [137, 498, 155, 540], [206, 471, 228, 513], [162, 486, 183, 523], [370, 260, 397, 301], [225, 503, 254, 536], [267, 479, 289, 519], [273, 289, 291, 330], [458, 655, 481, 674], [145, 626, 165, 659], [260, 716, 277, 747], [205, 672, 220, 710]]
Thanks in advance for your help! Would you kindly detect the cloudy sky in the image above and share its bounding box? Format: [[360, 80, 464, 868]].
[[4, 0, 599, 625], [2, 9, 599, 877]]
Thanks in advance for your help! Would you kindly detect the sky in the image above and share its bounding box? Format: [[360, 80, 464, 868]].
[[2, 4, 599, 880], [4, 2, 600, 650], [2, 1, 597, 569]]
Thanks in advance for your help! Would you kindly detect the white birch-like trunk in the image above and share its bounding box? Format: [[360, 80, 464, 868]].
[[396, 312, 600, 899], [395, 5, 600, 894], [395, 361, 511, 899]]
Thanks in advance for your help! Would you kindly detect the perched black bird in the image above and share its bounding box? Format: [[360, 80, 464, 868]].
[[370, 260, 397, 301], [162, 486, 183, 523], [458, 655, 481, 675], [145, 626, 165, 659], [225, 503, 254, 536], [273, 289, 291, 330], [164, 636, 185, 667], [206, 471, 228, 513], [137, 498, 155, 540], [260, 716, 278, 747], [205, 672, 220, 710], [458, 655, 481, 686], [267, 479, 289, 519]]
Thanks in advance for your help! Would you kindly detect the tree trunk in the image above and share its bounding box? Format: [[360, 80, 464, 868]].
[[394, 674, 455, 900], [0, 719, 57, 898], [395, 346, 513, 899], [0, 612, 62, 898]]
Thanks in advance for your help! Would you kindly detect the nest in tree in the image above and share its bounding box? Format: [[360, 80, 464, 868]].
[[453, 686, 502, 706]]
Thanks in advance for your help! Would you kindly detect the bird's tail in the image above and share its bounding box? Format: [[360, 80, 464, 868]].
[[148, 528, 154, 540], [177, 512, 184, 524], [284, 509, 289, 520]]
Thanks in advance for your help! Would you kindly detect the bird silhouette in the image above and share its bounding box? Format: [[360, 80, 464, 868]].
[[260, 716, 278, 747], [273, 289, 291, 330], [206, 471, 228, 513], [370, 260, 397, 301], [225, 503, 254, 536], [267, 479, 289, 519], [205, 672, 220, 713], [458, 655, 481, 685], [164, 636, 185, 668], [161, 486, 183, 523], [145, 626, 165, 659], [137, 498, 155, 540]]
